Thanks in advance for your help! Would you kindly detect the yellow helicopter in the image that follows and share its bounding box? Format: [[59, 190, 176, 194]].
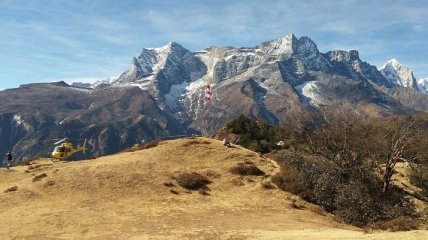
[[51, 138, 87, 160]]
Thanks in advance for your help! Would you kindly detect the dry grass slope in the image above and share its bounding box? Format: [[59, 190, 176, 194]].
[[0, 137, 427, 239]]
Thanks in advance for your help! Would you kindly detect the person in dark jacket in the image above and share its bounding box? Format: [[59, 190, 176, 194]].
[[5, 152, 12, 169]]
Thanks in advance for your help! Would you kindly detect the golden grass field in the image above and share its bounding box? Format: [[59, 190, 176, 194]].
[[1, 137, 427, 239]]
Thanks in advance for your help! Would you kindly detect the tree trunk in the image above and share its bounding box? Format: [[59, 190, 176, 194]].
[[382, 166, 392, 194]]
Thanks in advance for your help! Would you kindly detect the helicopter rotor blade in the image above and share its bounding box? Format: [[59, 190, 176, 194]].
[[50, 137, 87, 145], [54, 139, 65, 145]]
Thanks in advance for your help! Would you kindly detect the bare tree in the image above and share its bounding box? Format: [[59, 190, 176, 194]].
[[305, 101, 371, 165], [382, 120, 419, 194], [283, 107, 316, 133]]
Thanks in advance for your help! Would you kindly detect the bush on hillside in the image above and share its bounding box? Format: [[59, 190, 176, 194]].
[[122, 139, 160, 152], [173, 172, 211, 191], [32, 173, 47, 182], [182, 140, 211, 147], [275, 152, 417, 227], [370, 217, 419, 231], [410, 164, 428, 195], [229, 162, 265, 176], [404, 115, 428, 196], [141, 140, 160, 149], [3, 186, 18, 193], [271, 162, 305, 196]]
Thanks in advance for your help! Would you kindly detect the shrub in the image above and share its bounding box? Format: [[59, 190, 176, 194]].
[[173, 172, 211, 190], [370, 217, 419, 231], [122, 140, 160, 152], [271, 163, 305, 195], [313, 173, 338, 212], [230, 163, 265, 176], [261, 181, 276, 189], [170, 189, 179, 195], [27, 164, 51, 171], [32, 173, 47, 182], [420, 207, 428, 224], [274, 152, 417, 227], [334, 182, 380, 226], [44, 181, 55, 187], [182, 140, 211, 147], [4, 186, 18, 193], [141, 140, 160, 149], [163, 182, 175, 187], [410, 164, 428, 195]]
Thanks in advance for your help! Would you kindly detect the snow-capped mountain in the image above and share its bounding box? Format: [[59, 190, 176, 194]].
[[2, 33, 428, 163], [378, 59, 418, 89], [105, 33, 428, 132], [92, 77, 117, 88], [91, 34, 428, 127], [418, 78, 428, 94], [113, 42, 206, 100], [71, 77, 117, 89]]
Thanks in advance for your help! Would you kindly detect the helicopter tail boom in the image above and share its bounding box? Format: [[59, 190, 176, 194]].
[[82, 139, 87, 154]]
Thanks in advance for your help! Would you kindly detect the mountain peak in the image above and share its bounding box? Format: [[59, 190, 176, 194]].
[[167, 41, 181, 48], [279, 33, 298, 42], [143, 41, 186, 54], [259, 33, 320, 59], [294, 36, 321, 61], [379, 58, 417, 89], [381, 58, 407, 70], [384, 58, 402, 69], [387, 58, 399, 64], [140, 42, 190, 66], [114, 42, 191, 85]]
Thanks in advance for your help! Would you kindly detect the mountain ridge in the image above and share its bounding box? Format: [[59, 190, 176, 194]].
[[73, 35, 427, 94], [2, 33, 428, 162]]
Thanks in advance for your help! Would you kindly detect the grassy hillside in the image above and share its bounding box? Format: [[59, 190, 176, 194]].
[[1, 137, 427, 239]]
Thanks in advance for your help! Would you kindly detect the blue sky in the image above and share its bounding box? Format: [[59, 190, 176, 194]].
[[0, 0, 427, 89]]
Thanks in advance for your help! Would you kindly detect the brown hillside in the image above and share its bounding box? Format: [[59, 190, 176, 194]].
[[0, 137, 427, 239]]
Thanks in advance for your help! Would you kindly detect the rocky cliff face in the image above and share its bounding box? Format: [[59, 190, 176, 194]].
[[2, 34, 428, 163]]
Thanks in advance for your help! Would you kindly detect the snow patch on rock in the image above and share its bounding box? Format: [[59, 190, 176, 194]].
[[13, 114, 30, 131], [295, 81, 325, 106], [164, 81, 189, 110]]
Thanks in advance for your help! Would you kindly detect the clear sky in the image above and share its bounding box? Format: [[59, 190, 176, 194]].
[[1, 0, 427, 90]]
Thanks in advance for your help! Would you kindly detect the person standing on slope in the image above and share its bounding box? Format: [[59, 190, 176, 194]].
[[4, 151, 12, 169]]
